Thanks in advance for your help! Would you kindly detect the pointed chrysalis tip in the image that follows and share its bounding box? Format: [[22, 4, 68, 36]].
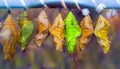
[[96, 4, 106, 13], [82, 9, 90, 16], [20, 47, 26, 52], [66, 11, 74, 19]]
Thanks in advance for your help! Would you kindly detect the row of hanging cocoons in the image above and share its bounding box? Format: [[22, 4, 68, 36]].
[[0, 5, 111, 61]]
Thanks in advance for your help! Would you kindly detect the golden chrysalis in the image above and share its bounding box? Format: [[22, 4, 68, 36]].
[[0, 15, 20, 60], [75, 15, 93, 60], [49, 13, 65, 51], [77, 15, 93, 51], [35, 10, 50, 47], [94, 15, 111, 54]]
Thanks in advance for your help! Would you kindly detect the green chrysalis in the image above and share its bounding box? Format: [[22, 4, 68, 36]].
[[18, 11, 34, 51], [65, 11, 81, 53]]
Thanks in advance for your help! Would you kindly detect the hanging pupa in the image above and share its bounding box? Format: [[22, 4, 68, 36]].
[[0, 15, 20, 61], [49, 13, 65, 51], [75, 9, 93, 60], [65, 11, 82, 53], [35, 10, 50, 47], [17, 11, 34, 51], [77, 9, 93, 51], [94, 15, 111, 54]]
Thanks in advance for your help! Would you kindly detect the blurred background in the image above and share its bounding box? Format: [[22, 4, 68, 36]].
[[0, 8, 119, 69]]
